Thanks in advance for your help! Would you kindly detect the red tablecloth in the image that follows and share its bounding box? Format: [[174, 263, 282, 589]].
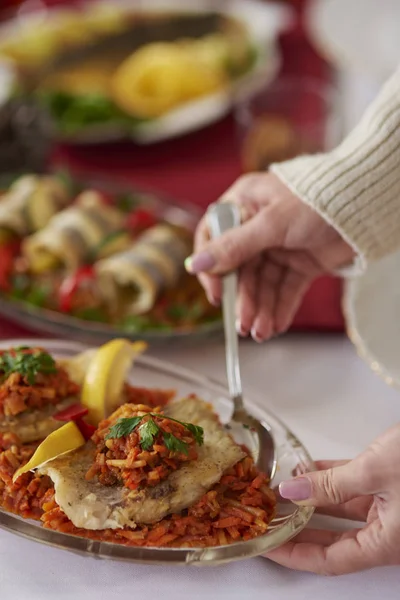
[[0, 1, 345, 340]]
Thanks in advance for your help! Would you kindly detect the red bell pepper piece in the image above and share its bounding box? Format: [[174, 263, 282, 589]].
[[53, 403, 89, 422], [75, 417, 96, 441], [125, 209, 157, 232], [58, 265, 95, 313], [53, 403, 96, 441], [0, 241, 20, 292]]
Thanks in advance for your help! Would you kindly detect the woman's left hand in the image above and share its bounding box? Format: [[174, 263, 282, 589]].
[[266, 424, 400, 575]]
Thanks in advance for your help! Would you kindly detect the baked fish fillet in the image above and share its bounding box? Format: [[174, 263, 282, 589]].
[[40, 397, 245, 530], [0, 397, 78, 443]]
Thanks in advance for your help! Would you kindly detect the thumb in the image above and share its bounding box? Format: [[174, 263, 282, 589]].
[[185, 208, 282, 275], [279, 460, 373, 507]]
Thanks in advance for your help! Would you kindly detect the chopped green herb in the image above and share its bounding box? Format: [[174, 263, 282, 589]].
[[0, 348, 57, 385], [37, 91, 150, 135], [116, 192, 142, 213], [166, 304, 187, 320], [139, 419, 160, 451], [9, 274, 30, 300], [120, 315, 172, 333], [163, 431, 189, 456], [105, 416, 143, 440], [73, 307, 108, 323], [26, 285, 51, 308], [183, 422, 205, 446], [105, 412, 204, 456]]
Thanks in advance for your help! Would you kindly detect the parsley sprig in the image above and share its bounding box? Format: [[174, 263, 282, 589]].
[[105, 413, 204, 456], [0, 347, 57, 385]]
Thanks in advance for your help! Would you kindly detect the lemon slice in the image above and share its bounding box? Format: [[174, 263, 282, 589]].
[[111, 42, 225, 119], [82, 339, 147, 425], [13, 422, 85, 483]]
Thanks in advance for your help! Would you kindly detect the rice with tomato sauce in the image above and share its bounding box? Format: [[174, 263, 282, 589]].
[[0, 434, 53, 520], [40, 452, 276, 548], [0, 384, 276, 548]]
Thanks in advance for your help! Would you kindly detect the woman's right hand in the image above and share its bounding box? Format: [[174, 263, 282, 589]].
[[265, 423, 400, 575], [185, 172, 355, 341]]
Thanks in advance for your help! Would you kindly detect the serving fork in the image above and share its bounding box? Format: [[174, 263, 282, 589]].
[[207, 202, 277, 480]]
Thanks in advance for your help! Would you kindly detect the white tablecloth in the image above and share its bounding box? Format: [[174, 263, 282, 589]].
[[2, 334, 400, 599]]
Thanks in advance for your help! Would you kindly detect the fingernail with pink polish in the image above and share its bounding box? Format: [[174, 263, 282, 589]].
[[236, 320, 246, 336], [185, 252, 215, 274], [207, 293, 220, 307], [251, 327, 264, 343], [279, 477, 311, 501]]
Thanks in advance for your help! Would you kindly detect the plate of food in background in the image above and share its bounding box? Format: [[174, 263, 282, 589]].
[[0, 171, 221, 344], [0, 338, 314, 563], [0, 0, 290, 144]]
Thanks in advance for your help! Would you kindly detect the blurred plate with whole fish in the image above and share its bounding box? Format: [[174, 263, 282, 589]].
[[0, 0, 290, 144]]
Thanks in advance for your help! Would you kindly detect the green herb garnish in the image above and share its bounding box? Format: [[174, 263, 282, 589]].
[[139, 419, 160, 451], [162, 432, 190, 456], [120, 315, 172, 333], [73, 307, 108, 323], [37, 91, 150, 135], [116, 192, 142, 213], [0, 348, 57, 385], [105, 413, 204, 456]]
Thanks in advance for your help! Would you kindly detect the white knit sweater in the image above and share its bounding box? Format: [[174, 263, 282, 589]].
[[270, 66, 400, 271]]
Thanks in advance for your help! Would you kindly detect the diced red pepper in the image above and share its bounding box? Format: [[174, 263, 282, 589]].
[[53, 404, 96, 441], [58, 265, 95, 313], [0, 241, 20, 292], [125, 209, 157, 232], [75, 417, 96, 441], [53, 403, 89, 422]]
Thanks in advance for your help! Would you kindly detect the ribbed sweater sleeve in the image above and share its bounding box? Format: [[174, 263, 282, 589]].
[[270, 66, 400, 270]]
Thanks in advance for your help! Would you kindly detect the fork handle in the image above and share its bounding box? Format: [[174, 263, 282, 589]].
[[222, 272, 243, 406], [207, 203, 244, 410]]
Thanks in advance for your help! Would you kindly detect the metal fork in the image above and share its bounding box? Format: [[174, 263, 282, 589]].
[[207, 202, 277, 479]]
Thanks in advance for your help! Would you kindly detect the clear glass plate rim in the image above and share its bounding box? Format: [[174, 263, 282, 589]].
[[0, 338, 315, 565]]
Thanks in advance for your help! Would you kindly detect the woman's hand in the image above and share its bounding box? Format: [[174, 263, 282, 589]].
[[266, 424, 400, 575], [185, 172, 354, 341]]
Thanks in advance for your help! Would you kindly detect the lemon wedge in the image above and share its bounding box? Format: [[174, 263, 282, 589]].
[[81, 339, 147, 425], [111, 42, 225, 119], [13, 422, 85, 483]]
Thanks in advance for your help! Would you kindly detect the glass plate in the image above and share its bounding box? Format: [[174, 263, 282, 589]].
[[0, 338, 315, 566], [0, 173, 223, 346]]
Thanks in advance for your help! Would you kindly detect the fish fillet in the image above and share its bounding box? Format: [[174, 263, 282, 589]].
[[40, 397, 245, 530], [0, 398, 77, 443]]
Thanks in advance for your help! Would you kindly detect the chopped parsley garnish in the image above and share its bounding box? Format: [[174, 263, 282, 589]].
[[105, 413, 204, 456], [0, 348, 57, 385]]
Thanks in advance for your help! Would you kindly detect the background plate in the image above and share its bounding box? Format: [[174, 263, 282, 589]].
[[0, 173, 222, 345], [0, 338, 314, 565], [0, 0, 290, 144]]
